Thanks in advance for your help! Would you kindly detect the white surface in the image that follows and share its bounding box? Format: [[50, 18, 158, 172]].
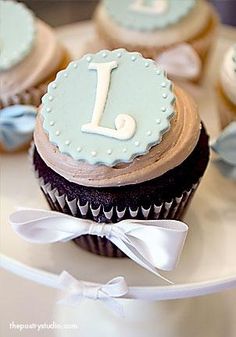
[[0, 268, 57, 337], [1, 267, 236, 337], [1, 22, 236, 337], [55, 290, 236, 337]]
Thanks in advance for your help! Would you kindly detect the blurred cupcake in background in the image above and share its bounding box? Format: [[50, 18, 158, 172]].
[[94, 0, 219, 83], [216, 43, 236, 129], [0, 0, 70, 109]]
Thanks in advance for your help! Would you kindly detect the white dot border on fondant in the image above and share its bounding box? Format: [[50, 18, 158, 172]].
[[41, 49, 175, 167]]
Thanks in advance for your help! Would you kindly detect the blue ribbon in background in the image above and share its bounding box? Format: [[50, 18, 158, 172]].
[[0, 105, 37, 151], [211, 122, 236, 180]]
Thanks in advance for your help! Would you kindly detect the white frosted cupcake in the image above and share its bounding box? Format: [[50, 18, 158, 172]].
[[94, 0, 219, 83], [216, 44, 236, 129], [216, 44, 236, 128], [0, 0, 70, 108]]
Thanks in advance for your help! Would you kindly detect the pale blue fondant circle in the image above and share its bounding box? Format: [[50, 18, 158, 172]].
[[0, 0, 36, 70], [42, 49, 175, 166], [104, 0, 196, 31]]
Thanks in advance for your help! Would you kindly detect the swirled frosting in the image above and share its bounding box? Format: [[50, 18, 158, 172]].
[[95, 0, 210, 48], [0, 20, 63, 100], [220, 44, 236, 106], [34, 86, 201, 187]]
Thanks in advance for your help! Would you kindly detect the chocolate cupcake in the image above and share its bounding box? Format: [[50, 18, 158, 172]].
[[94, 0, 219, 83], [216, 44, 236, 129], [33, 49, 209, 257], [0, 0, 70, 109]]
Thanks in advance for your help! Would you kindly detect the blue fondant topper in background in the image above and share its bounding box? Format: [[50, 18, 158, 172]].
[[0, 0, 36, 70], [104, 0, 196, 31]]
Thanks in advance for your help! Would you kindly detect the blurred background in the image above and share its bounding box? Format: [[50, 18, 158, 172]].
[[22, 0, 236, 27]]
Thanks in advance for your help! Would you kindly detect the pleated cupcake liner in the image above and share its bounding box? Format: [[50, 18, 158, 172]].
[[0, 83, 48, 109], [30, 144, 199, 257]]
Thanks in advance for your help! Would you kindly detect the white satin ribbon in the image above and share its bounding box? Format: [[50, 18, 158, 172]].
[[157, 43, 202, 80], [58, 271, 128, 316], [9, 209, 188, 282]]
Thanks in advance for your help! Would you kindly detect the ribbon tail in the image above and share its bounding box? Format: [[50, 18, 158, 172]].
[[57, 271, 84, 307], [110, 236, 173, 284], [101, 293, 125, 317]]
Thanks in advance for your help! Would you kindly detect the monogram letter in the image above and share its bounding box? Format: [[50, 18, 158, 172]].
[[82, 61, 136, 140]]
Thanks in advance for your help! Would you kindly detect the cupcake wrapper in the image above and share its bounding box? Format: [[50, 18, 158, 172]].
[[0, 83, 48, 109], [32, 152, 199, 257]]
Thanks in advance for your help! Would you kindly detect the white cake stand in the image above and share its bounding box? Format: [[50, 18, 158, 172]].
[[1, 22, 236, 337]]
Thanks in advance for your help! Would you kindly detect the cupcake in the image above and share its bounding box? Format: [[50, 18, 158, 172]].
[[216, 44, 236, 129], [33, 49, 209, 257], [0, 0, 70, 109], [94, 0, 219, 83]]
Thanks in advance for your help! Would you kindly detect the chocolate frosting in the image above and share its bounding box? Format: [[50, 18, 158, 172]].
[[34, 86, 201, 187]]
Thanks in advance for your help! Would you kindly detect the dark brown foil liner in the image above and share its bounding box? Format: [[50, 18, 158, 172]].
[[35, 166, 199, 258]]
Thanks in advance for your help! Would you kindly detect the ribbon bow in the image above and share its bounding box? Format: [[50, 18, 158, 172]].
[[0, 105, 37, 150], [211, 122, 236, 180], [58, 271, 128, 316], [157, 43, 201, 80], [10, 209, 188, 282]]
